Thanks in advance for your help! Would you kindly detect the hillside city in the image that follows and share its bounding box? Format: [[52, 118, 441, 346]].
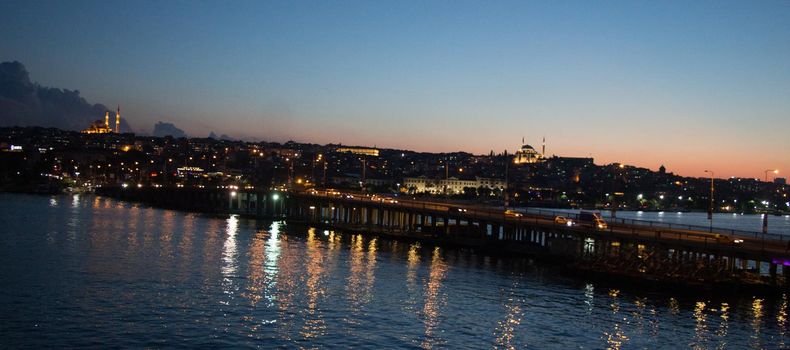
[[1, 125, 786, 214]]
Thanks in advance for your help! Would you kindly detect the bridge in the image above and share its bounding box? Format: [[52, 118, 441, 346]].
[[98, 185, 790, 290], [282, 189, 790, 289]]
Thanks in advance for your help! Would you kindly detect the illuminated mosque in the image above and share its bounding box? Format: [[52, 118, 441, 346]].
[[513, 137, 546, 164], [82, 106, 122, 134]]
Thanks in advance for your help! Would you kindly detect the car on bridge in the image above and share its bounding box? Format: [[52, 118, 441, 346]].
[[554, 216, 574, 226], [504, 209, 523, 217], [578, 211, 607, 230]]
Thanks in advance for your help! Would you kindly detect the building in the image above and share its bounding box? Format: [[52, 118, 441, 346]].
[[115, 106, 121, 133], [513, 138, 545, 164], [404, 176, 506, 194], [81, 107, 122, 134], [335, 147, 379, 157], [81, 111, 114, 134]]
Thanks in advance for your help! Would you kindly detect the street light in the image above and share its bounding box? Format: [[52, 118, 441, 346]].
[[271, 193, 280, 216], [764, 169, 779, 182], [704, 170, 714, 231]]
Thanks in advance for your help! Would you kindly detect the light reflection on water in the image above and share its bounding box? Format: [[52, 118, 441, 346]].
[[421, 247, 447, 349], [1, 193, 789, 348]]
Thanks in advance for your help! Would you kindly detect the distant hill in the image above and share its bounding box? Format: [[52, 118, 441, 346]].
[[0, 61, 132, 132]]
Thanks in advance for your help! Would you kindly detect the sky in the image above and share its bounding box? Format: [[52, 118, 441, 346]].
[[1, 0, 789, 179]]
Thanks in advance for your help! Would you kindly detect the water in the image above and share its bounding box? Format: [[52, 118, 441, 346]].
[[524, 208, 790, 236], [1, 193, 788, 349]]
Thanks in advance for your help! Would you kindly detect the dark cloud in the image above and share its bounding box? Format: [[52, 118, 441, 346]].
[[0, 61, 133, 132], [153, 121, 186, 138]]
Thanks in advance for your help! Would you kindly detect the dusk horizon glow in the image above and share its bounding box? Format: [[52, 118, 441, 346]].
[[1, 0, 789, 179]]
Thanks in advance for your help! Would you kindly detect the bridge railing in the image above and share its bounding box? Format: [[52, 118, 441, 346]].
[[295, 191, 789, 243], [521, 207, 788, 242]]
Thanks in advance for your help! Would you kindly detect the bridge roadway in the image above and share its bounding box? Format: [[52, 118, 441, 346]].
[[290, 189, 790, 264], [96, 185, 790, 286]]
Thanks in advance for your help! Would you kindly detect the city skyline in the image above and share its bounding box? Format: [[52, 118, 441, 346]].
[[1, 0, 789, 178]]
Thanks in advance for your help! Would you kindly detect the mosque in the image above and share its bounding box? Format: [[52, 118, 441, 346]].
[[81, 106, 122, 134], [513, 137, 546, 164]]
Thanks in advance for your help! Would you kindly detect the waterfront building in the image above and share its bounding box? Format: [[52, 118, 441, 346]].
[[335, 147, 379, 157], [404, 176, 506, 194]]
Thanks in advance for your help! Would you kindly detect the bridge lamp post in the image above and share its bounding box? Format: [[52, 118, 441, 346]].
[[704, 170, 714, 232], [272, 193, 280, 215], [764, 169, 779, 182]]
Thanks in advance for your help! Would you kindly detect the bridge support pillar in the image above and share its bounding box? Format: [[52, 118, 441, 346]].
[[770, 263, 778, 285]]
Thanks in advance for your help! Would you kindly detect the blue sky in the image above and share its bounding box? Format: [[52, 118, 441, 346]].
[[1, 0, 789, 177]]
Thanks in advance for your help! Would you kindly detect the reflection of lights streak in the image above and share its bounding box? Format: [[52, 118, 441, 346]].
[[221, 215, 239, 277], [241, 228, 267, 334], [779, 294, 788, 349], [158, 211, 175, 262], [603, 289, 628, 350], [177, 214, 195, 271], [494, 279, 524, 350], [632, 298, 646, 334], [716, 302, 729, 349], [245, 230, 267, 306], [220, 215, 239, 310], [404, 243, 421, 314], [668, 298, 680, 315], [751, 298, 764, 348], [693, 301, 708, 349], [66, 194, 82, 244], [584, 283, 594, 314], [301, 227, 327, 339], [264, 221, 282, 309], [366, 238, 377, 293], [422, 247, 447, 349], [347, 235, 377, 316]]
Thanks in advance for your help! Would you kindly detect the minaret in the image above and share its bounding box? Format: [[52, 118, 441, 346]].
[[104, 111, 110, 129], [542, 136, 546, 156], [115, 106, 120, 133]]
